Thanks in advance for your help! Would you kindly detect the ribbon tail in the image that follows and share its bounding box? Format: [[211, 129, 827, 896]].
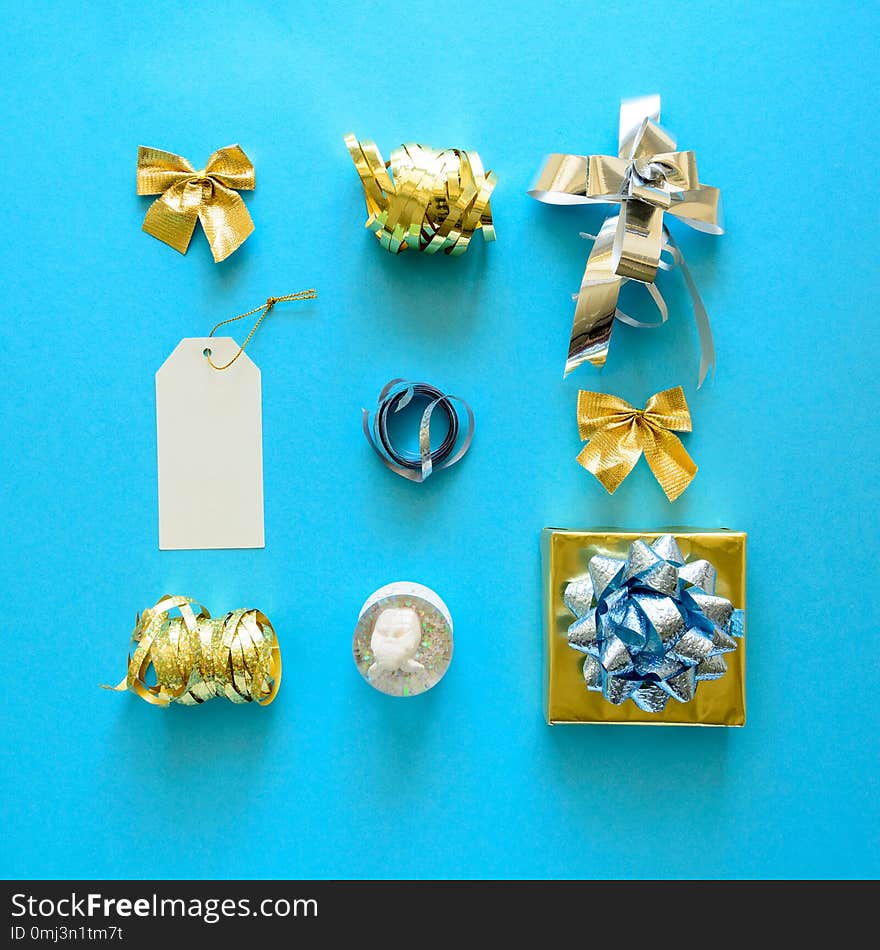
[[666, 231, 716, 387], [614, 280, 668, 328], [642, 425, 697, 502], [101, 678, 129, 692], [416, 392, 474, 480], [198, 183, 254, 263], [142, 190, 198, 255], [418, 399, 438, 480], [613, 199, 664, 283], [565, 216, 623, 378], [576, 423, 643, 494], [344, 133, 395, 229]]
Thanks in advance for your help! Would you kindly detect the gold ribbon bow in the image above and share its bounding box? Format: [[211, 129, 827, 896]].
[[576, 386, 696, 501], [344, 133, 496, 255], [529, 95, 723, 384], [137, 145, 255, 262]]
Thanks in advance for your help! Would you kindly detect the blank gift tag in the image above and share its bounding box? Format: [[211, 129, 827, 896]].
[[156, 337, 264, 549]]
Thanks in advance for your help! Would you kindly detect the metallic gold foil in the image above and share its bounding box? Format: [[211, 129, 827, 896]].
[[576, 387, 696, 501], [103, 595, 281, 706], [137, 146, 255, 262], [344, 134, 496, 255], [528, 95, 722, 384], [542, 528, 746, 726]]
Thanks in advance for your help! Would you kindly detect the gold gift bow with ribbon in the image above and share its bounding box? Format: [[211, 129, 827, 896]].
[[576, 386, 696, 501], [529, 95, 723, 385], [137, 145, 255, 262], [102, 595, 281, 706], [344, 134, 496, 255]]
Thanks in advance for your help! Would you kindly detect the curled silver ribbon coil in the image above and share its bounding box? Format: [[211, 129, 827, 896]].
[[362, 379, 475, 482]]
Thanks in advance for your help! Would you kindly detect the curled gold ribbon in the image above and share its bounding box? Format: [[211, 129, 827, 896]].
[[344, 133, 496, 255], [529, 95, 722, 384], [137, 145, 255, 262], [103, 595, 281, 706], [576, 387, 696, 501]]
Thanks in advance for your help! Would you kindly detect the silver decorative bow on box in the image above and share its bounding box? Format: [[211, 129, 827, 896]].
[[529, 95, 723, 385], [563, 534, 743, 712]]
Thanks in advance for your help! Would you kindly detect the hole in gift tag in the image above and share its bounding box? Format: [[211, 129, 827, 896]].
[[203, 348, 212, 358]]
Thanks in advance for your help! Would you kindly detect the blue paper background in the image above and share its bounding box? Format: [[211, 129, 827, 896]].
[[1, 0, 877, 879]]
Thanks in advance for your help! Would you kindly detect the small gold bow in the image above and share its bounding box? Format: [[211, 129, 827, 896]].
[[576, 387, 696, 501], [137, 145, 255, 262]]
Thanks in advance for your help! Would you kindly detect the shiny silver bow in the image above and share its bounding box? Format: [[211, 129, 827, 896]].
[[529, 95, 723, 385], [564, 535, 743, 711]]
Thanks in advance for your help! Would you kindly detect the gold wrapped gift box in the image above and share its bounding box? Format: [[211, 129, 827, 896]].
[[542, 527, 746, 726]]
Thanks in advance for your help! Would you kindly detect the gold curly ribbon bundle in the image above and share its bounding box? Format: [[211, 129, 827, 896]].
[[576, 386, 696, 501], [103, 595, 281, 707], [529, 95, 722, 384], [344, 133, 496, 255], [137, 145, 256, 262]]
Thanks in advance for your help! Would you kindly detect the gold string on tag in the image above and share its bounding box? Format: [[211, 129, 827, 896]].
[[204, 289, 318, 370]]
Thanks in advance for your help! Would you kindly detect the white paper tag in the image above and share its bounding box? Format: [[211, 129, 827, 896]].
[[156, 337, 264, 550]]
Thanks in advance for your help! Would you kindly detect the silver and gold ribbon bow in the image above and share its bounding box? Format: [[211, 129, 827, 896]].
[[137, 145, 256, 262], [576, 386, 697, 501], [529, 95, 723, 384]]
